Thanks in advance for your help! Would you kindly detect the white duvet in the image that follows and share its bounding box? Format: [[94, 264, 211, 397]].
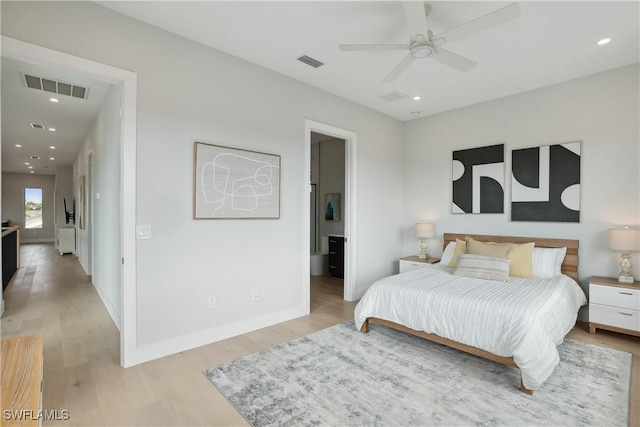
[[354, 264, 587, 390]]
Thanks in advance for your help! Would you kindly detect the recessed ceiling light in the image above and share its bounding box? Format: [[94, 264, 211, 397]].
[[413, 96, 421, 101], [28, 166, 33, 169], [49, 157, 55, 161], [25, 162, 30, 165], [15, 144, 22, 148], [597, 38, 611, 46], [30, 171, 35, 174], [49, 146, 56, 149], [50, 98, 59, 103], [48, 128, 56, 132]]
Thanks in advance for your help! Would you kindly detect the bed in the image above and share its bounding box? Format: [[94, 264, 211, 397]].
[[354, 233, 586, 394]]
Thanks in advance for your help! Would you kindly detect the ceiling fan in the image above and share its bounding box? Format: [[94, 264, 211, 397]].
[[339, 2, 520, 82]]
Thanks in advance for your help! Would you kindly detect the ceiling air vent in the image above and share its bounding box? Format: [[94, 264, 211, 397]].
[[23, 74, 89, 100], [30, 123, 45, 129], [378, 91, 409, 103], [297, 55, 324, 68]]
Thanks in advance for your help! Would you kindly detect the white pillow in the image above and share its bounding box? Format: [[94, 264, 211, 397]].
[[440, 241, 456, 266], [453, 254, 511, 282], [532, 247, 567, 278]]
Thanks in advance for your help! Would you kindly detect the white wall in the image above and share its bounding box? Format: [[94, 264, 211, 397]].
[[1, 172, 55, 243], [1, 2, 405, 357], [403, 64, 640, 293], [73, 84, 122, 327], [318, 138, 346, 238]]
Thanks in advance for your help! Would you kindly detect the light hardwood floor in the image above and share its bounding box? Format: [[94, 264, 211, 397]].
[[1, 243, 638, 426]]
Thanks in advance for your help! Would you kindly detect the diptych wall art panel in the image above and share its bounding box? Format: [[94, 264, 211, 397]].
[[194, 142, 280, 219], [452, 144, 505, 214], [511, 142, 581, 222]]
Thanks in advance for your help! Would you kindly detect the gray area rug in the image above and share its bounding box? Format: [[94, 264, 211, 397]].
[[204, 321, 631, 426]]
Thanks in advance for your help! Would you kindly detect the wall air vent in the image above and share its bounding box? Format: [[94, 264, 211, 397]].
[[30, 123, 45, 129], [297, 55, 324, 68], [23, 74, 89, 100], [378, 91, 409, 103]]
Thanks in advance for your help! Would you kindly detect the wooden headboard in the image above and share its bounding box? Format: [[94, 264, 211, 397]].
[[443, 233, 579, 282]]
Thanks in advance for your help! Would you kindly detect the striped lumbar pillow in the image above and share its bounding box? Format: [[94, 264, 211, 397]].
[[453, 254, 512, 282]]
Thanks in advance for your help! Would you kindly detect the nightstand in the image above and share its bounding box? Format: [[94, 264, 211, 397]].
[[589, 276, 640, 337], [399, 256, 440, 273]]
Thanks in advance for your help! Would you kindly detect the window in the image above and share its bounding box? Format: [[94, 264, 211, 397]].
[[25, 188, 43, 229]]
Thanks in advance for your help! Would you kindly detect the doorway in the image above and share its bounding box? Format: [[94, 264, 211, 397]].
[[304, 120, 357, 306], [2, 36, 138, 367]]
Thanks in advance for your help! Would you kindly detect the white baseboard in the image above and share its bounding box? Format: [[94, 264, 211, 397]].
[[78, 257, 90, 276], [126, 304, 309, 367], [92, 282, 121, 332]]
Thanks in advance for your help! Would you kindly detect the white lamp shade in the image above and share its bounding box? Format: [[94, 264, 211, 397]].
[[415, 222, 434, 238], [608, 227, 640, 252]]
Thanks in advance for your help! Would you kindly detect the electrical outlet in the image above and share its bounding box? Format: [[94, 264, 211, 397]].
[[208, 296, 216, 308], [252, 290, 259, 301]]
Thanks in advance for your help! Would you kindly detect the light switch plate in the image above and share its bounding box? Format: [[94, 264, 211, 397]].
[[136, 224, 152, 239]]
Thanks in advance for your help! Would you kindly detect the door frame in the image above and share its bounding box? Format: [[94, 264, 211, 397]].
[[304, 119, 357, 303], [2, 36, 138, 367]]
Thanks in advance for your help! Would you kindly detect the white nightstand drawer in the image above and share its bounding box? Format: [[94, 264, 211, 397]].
[[399, 260, 428, 273], [589, 303, 640, 332], [589, 284, 640, 310]]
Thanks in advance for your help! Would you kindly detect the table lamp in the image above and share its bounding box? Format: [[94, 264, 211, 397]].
[[608, 226, 640, 283], [415, 222, 434, 259]]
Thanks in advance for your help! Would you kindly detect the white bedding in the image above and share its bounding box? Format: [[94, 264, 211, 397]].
[[354, 264, 587, 390]]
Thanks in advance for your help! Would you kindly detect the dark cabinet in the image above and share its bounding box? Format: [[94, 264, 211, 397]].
[[328, 235, 344, 279]]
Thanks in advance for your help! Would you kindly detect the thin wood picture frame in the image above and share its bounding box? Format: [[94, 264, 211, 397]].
[[193, 142, 281, 219]]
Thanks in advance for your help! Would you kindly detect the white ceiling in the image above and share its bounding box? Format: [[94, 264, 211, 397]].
[[1, 57, 112, 175], [99, 1, 640, 120], [2, 1, 638, 176]]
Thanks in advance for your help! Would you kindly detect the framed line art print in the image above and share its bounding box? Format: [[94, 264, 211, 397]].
[[194, 142, 281, 219]]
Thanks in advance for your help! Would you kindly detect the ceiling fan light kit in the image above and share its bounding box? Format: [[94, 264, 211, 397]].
[[410, 43, 433, 59], [339, 2, 520, 82]]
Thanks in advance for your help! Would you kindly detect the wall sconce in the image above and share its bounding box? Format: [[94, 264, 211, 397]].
[[608, 226, 640, 283], [415, 222, 434, 259]]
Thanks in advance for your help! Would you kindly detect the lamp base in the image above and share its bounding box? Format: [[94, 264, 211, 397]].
[[419, 238, 427, 259], [618, 274, 635, 284], [617, 252, 634, 284]]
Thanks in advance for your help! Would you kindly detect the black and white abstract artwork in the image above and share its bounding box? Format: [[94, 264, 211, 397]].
[[511, 142, 581, 222], [452, 144, 504, 214]]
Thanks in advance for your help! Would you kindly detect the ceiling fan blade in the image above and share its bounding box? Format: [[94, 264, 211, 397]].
[[435, 3, 520, 44], [430, 48, 478, 72], [402, 1, 429, 38], [339, 44, 410, 52], [383, 53, 415, 82]]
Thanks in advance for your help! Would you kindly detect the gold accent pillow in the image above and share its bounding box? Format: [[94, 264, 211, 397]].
[[465, 236, 511, 258], [447, 238, 467, 268], [507, 242, 535, 278]]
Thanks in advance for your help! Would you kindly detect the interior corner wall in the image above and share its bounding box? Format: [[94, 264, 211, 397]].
[[1, 172, 55, 242], [1, 1, 404, 360], [402, 64, 640, 292], [73, 83, 122, 328]]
